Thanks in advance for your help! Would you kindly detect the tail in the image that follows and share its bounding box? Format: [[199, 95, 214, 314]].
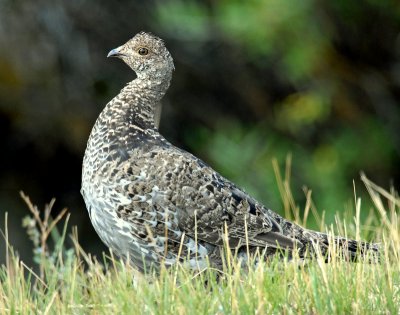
[[302, 230, 380, 263]]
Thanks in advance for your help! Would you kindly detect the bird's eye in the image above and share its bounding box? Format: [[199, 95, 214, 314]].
[[138, 47, 149, 55]]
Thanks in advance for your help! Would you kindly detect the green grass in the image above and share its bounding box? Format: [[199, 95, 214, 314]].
[[1, 171, 399, 314]]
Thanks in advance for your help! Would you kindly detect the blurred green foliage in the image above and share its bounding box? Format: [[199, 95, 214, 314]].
[[157, 0, 399, 220], [187, 118, 394, 224], [0, 0, 399, 261]]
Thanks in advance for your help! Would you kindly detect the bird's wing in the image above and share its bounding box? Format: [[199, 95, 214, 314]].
[[130, 146, 302, 251]]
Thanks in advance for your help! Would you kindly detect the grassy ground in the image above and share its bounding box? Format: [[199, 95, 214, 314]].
[[1, 172, 399, 314]]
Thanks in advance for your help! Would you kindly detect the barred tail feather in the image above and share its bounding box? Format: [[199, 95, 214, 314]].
[[307, 231, 380, 263]]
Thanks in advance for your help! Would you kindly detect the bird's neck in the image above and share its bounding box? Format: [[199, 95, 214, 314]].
[[103, 73, 172, 131]]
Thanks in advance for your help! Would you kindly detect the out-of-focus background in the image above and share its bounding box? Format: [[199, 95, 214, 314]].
[[0, 0, 399, 264]]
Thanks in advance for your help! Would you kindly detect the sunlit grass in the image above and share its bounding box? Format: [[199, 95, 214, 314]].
[[0, 168, 399, 314]]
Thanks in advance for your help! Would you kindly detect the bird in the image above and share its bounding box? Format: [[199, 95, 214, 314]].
[[81, 32, 379, 272]]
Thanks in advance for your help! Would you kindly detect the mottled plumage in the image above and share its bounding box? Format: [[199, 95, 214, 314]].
[[81, 32, 378, 272]]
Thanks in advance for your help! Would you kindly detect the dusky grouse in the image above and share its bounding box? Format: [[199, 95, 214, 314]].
[[81, 32, 378, 272]]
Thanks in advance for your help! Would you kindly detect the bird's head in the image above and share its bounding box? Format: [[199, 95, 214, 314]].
[[107, 32, 174, 80]]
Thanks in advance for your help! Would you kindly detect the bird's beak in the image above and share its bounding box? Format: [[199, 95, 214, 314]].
[[107, 46, 125, 58]]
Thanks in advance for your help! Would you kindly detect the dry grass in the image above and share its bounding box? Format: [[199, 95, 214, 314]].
[[0, 167, 399, 314]]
